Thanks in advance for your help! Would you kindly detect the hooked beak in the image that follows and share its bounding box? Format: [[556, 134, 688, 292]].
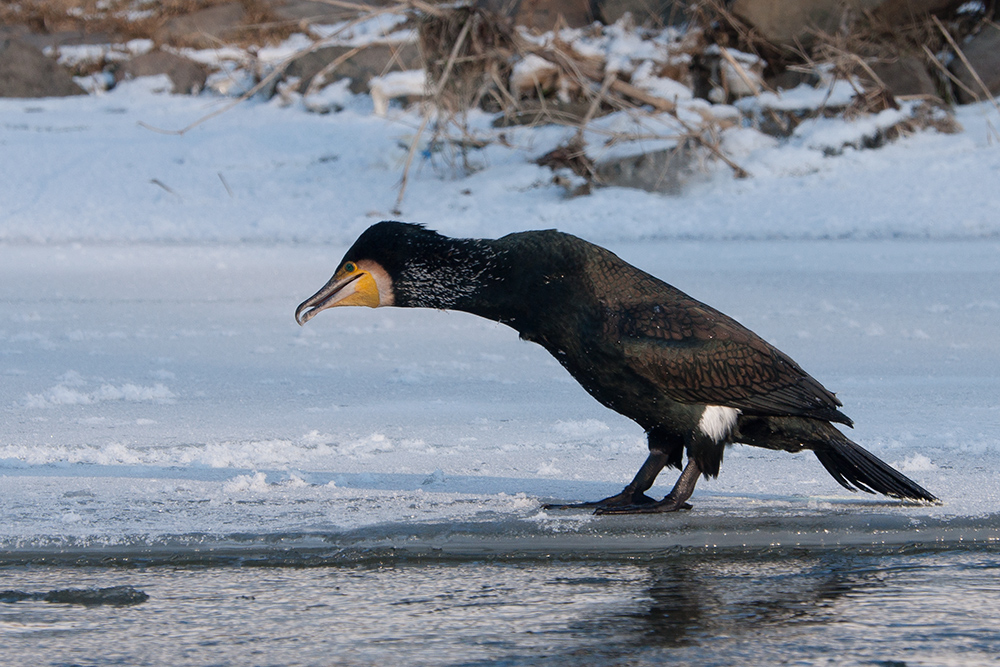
[[295, 269, 381, 325]]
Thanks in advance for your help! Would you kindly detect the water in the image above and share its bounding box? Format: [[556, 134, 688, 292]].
[[2, 545, 998, 666]]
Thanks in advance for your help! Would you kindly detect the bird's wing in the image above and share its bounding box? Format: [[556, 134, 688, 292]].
[[610, 295, 849, 424]]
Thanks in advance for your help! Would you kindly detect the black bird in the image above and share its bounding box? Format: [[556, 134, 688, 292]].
[[296, 222, 937, 512]]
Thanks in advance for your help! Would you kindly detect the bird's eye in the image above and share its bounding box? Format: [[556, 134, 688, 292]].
[[343, 262, 356, 273]]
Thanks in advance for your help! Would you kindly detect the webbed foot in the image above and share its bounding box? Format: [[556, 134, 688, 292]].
[[594, 495, 693, 515], [543, 488, 656, 511], [595, 460, 702, 515]]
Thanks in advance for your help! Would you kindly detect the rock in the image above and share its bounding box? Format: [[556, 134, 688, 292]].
[[285, 42, 421, 95], [0, 24, 30, 42], [271, 0, 372, 25], [514, 0, 594, 32], [730, 0, 883, 47], [950, 23, 1000, 104], [156, 2, 247, 49], [0, 38, 86, 98], [9, 29, 123, 53], [120, 51, 208, 95], [476, 0, 594, 31], [765, 68, 820, 92], [597, 0, 688, 26], [873, 0, 963, 23], [732, 0, 966, 48], [870, 55, 937, 97], [594, 142, 697, 195]]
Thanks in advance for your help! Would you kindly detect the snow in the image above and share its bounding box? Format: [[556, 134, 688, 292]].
[[308, 13, 414, 46], [304, 78, 354, 114], [748, 79, 859, 109], [633, 70, 694, 102], [1, 76, 1000, 559], [510, 54, 561, 98], [46, 39, 154, 67], [369, 70, 426, 116], [797, 106, 911, 152]]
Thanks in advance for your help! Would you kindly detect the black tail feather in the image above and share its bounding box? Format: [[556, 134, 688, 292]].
[[814, 435, 938, 503]]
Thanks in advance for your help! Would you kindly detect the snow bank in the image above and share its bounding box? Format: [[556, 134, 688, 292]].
[[1, 80, 999, 244]]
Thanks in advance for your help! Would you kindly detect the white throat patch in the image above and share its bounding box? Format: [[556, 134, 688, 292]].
[[698, 405, 741, 443]]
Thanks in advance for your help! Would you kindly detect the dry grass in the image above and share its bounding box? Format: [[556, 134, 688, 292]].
[[688, 0, 789, 69], [0, 0, 297, 46], [224, 1, 300, 47], [387, 3, 522, 211], [1, 0, 141, 36], [691, 0, 993, 109], [418, 3, 517, 113], [9, 0, 977, 207], [397, 1, 750, 205]]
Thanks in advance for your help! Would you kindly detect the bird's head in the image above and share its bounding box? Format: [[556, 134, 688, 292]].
[[295, 221, 494, 325]]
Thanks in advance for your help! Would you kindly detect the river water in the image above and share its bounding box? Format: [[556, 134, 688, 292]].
[[2, 543, 999, 666]]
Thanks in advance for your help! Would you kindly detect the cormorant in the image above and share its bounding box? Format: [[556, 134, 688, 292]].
[[295, 222, 937, 512]]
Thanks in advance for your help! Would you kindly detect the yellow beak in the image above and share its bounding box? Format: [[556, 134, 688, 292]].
[[295, 268, 380, 325]]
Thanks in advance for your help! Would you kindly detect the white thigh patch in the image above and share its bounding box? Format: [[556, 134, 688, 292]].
[[698, 405, 741, 443]]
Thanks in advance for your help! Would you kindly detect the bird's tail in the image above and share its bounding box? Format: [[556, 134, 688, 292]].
[[736, 416, 938, 503], [813, 431, 938, 503]]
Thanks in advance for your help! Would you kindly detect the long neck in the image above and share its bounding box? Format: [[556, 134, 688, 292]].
[[394, 238, 509, 313], [395, 233, 585, 341]]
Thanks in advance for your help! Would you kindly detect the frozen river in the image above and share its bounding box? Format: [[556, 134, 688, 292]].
[[1, 239, 999, 664]]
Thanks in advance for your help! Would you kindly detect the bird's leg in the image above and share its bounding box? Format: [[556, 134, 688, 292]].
[[596, 459, 701, 515], [543, 449, 669, 510]]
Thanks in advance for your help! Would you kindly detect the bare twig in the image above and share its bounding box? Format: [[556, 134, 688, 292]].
[[218, 172, 234, 198], [394, 112, 431, 214], [393, 9, 474, 210], [431, 15, 473, 98], [139, 66, 281, 136], [150, 178, 179, 198], [921, 43, 978, 101], [523, 32, 748, 179], [304, 44, 365, 96], [575, 70, 615, 142], [139, 2, 408, 135], [933, 15, 1000, 117], [609, 78, 677, 112], [675, 118, 749, 178], [718, 46, 764, 96], [311, 0, 381, 13], [413, 0, 449, 17], [395, 0, 513, 206]]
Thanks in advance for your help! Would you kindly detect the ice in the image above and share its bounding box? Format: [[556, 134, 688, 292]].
[[1, 74, 999, 559], [1, 238, 997, 557], [24, 381, 175, 408]]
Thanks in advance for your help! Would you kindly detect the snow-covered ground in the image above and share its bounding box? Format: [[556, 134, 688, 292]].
[[1, 79, 999, 559]]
